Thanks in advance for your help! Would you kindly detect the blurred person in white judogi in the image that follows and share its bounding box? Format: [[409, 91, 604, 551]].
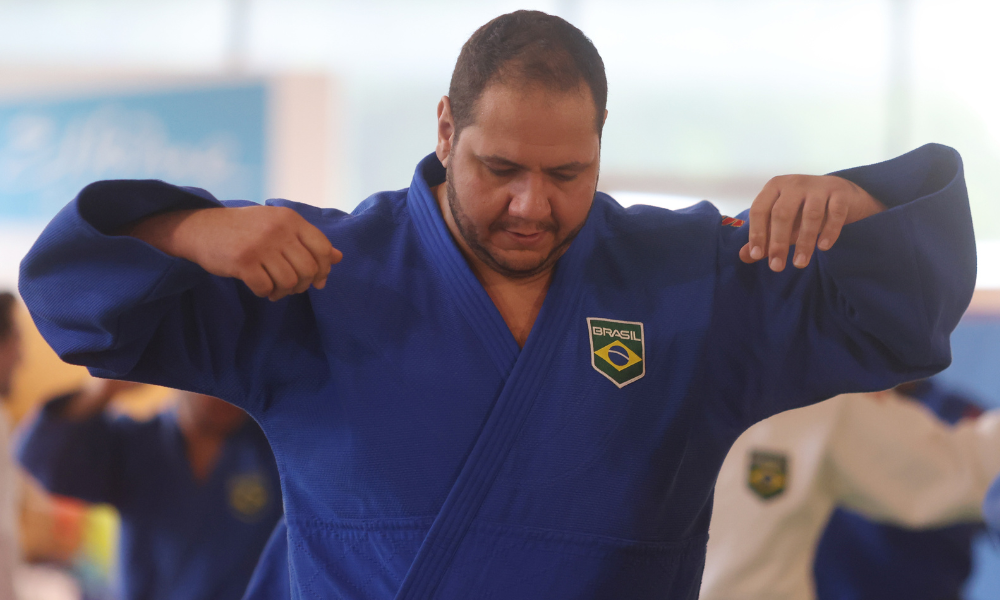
[[700, 388, 1000, 600], [0, 292, 23, 600]]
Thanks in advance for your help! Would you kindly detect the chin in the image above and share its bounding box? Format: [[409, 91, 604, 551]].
[[492, 251, 547, 272]]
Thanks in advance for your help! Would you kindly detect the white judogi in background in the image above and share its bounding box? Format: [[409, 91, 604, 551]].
[[701, 390, 1000, 600], [0, 409, 18, 600]]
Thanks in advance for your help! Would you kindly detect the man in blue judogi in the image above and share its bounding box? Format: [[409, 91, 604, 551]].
[[241, 518, 289, 600], [16, 10, 977, 599], [17, 379, 282, 600]]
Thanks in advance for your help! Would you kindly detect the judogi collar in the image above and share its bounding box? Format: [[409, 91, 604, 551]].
[[400, 153, 598, 597]]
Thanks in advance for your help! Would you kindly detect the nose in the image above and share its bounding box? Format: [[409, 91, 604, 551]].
[[507, 172, 552, 222]]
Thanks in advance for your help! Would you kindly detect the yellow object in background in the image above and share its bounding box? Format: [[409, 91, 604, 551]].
[[78, 505, 119, 585]]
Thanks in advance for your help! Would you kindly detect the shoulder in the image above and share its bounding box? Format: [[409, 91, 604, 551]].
[[593, 192, 723, 233], [591, 193, 749, 251], [104, 412, 173, 449], [759, 395, 850, 432], [585, 193, 744, 280], [266, 190, 411, 256], [264, 191, 428, 306]]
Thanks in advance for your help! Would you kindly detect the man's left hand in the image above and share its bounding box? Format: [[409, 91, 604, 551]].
[[739, 175, 885, 271]]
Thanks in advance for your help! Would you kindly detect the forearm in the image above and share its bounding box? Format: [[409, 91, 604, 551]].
[[126, 208, 213, 260], [833, 175, 886, 225]]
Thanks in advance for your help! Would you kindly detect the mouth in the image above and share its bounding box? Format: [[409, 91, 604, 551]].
[[502, 230, 549, 247]]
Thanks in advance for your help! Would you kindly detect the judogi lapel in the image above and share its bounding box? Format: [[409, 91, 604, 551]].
[[396, 159, 593, 599]]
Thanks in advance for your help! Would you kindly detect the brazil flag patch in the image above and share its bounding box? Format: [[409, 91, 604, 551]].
[[587, 317, 645, 388], [748, 450, 788, 500]]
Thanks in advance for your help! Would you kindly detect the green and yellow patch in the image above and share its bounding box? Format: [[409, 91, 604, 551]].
[[748, 450, 788, 500], [588, 318, 645, 388]]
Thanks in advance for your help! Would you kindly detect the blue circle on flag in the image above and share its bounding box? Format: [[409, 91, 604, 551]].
[[607, 346, 630, 366]]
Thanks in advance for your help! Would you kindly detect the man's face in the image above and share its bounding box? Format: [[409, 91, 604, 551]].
[[0, 324, 22, 398], [438, 82, 602, 279]]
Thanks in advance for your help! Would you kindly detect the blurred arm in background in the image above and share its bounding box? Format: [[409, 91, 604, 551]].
[[15, 379, 137, 506], [702, 390, 1000, 600]]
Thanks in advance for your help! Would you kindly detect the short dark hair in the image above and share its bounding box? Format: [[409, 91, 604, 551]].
[[448, 10, 608, 139], [0, 292, 14, 341]]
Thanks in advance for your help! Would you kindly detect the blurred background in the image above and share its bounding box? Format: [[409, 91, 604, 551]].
[[1, 0, 999, 598]]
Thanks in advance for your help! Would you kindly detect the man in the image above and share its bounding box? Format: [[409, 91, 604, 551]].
[[17, 10, 976, 599], [0, 292, 22, 600], [16, 378, 282, 600], [814, 380, 989, 600], [699, 388, 1000, 600]]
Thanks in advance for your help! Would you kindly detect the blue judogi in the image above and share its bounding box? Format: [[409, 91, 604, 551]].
[[18, 144, 975, 599], [16, 395, 282, 600], [985, 476, 1000, 535], [813, 379, 985, 600], [242, 517, 290, 600]]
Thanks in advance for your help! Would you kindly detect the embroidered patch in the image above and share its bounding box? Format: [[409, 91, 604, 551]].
[[227, 472, 271, 522], [748, 450, 788, 500], [721, 216, 745, 228], [587, 318, 645, 388]]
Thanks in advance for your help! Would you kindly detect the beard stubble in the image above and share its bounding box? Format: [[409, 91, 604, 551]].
[[445, 171, 588, 280]]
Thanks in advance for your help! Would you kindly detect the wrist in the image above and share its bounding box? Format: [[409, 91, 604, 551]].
[[128, 208, 215, 261]]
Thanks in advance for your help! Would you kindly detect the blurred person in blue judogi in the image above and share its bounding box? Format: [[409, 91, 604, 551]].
[[814, 379, 990, 600], [0, 293, 23, 600], [16, 378, 281, 600], [700, 387, 1000, 600], [241, 516, 289, 600], [984, 475, 1000, 537]]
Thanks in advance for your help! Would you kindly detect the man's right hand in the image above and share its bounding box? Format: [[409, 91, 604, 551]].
[[128, 206, 343, 301]]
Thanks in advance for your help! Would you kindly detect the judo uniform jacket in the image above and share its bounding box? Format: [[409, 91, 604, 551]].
[[18, 143, 976, 599], [16, 396, 282, 600], [700, 390, 1000, 600], [814, 380, 987, 600]]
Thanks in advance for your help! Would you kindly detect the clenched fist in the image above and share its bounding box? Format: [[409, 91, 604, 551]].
[[129, 205, 343, 301]]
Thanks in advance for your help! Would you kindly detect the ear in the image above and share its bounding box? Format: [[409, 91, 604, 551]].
[[436, 96, 456, 168], [602, 109, 609, 126]]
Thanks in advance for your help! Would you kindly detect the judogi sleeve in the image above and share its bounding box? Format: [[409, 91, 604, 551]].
[[707, 144, 976, 424], [825, 392, 1000, 525], [15, 394, 130, 506], [18, 182, 293, 412]]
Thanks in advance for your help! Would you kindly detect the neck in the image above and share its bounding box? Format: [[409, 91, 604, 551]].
[[177, 406, 240, 483], [434, 183, 553, 347]]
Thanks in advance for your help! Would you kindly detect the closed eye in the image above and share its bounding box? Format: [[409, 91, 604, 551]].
[[488, 167, 518, 177], [550, 171, 578, 182]]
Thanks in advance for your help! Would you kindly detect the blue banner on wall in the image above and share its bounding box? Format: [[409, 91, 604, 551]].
[[0, 82, 266, 220]]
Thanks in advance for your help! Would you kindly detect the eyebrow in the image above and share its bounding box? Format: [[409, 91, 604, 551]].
[[476, 154, 591, 172]]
